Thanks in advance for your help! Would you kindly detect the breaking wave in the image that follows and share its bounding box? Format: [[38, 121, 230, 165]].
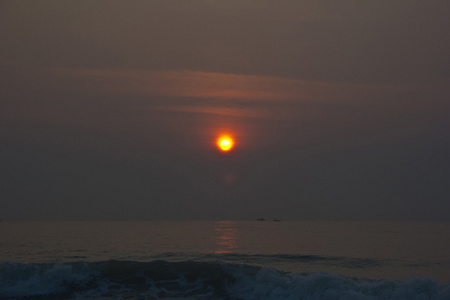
[[1, 260, 449, 300]]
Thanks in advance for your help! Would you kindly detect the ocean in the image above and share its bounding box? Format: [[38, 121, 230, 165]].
[[1, 220, 449, 299]]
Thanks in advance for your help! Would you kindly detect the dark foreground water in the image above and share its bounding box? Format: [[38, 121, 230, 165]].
[[1, 221, 449, 299]]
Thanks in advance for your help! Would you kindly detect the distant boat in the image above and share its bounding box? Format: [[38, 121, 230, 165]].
[[256, 217, 265, 221], [273, 218, 281, 222]]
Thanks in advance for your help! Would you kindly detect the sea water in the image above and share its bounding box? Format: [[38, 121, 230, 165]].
[[1, 221, 449, 299]]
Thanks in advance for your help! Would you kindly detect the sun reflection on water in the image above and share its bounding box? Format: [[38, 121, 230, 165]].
[[214, 221, 239, 254]]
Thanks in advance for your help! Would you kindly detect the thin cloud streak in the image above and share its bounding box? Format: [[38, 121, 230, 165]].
[[55, 68, 419, 102], [45, 68, 428, 121]]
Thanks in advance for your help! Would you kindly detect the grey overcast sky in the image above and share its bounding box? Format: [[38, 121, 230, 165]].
[[1, 0, 449, 220]]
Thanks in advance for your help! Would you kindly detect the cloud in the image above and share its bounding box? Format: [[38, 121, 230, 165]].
[[49, 67, 422, 111], [3, 65, 445, 140]]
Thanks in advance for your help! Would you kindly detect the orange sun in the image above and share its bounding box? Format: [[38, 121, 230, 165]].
[[217, 135, 234, 152]]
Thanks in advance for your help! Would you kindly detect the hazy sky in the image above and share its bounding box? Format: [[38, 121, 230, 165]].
[[1, 0, 449, 220]]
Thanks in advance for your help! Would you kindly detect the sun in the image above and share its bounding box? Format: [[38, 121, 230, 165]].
[[217, 135, 234, 152]]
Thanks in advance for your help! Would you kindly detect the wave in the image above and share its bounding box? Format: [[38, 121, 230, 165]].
[[198, 253, 388, 268], [1, 260, 449, 300]]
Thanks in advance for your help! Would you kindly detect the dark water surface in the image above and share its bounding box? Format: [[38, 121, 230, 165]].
[[1, 221, 449, 299]]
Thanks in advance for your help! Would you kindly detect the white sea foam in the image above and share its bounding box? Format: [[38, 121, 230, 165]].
[[0, 261, 95, 298]]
